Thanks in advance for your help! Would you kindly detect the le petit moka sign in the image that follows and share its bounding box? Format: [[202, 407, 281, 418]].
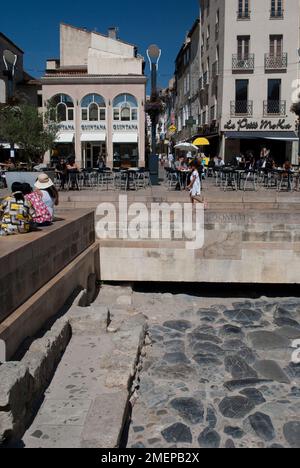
[[224, 118, 293, 132]]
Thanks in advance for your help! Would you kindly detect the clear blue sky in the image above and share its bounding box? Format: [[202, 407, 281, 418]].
[[1, 0, 198, 89]]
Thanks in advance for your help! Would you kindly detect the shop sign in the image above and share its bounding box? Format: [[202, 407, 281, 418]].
[[81, 124, 106, 131], [113, 124, 138, 131], [58, 123, 75, 131], [224, 118, 292, 132], [169, 125, 177, 134]]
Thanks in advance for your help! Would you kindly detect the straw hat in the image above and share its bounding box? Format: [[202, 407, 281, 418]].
[[35, 173, 54, 190]]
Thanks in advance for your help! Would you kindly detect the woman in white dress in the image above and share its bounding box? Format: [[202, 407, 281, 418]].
[[187, 160, 202, 204]]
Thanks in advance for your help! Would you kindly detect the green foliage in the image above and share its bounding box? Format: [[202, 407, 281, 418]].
[[0, 103, 59, 163]]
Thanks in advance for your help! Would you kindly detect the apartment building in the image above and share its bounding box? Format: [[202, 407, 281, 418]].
[[174, 19, 201, 142], [199, 0, 299, 163]]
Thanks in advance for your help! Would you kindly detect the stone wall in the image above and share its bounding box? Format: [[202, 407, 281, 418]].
[[98, 210, 300, 284]]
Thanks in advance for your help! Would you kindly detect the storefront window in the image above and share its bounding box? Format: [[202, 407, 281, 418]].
[[49, 94, 74, 122], [113, 94, 138, 122], [81, 94, 106, 121]]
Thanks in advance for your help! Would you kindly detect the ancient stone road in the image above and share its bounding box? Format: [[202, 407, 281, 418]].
[[128, 294, 300, 449]]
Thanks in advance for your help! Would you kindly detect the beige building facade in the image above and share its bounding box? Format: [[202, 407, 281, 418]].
[[42, 24, 147, 168], [198, 0, 300, 163]]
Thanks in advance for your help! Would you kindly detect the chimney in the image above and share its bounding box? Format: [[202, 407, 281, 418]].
[[108, 27, 118, 40]]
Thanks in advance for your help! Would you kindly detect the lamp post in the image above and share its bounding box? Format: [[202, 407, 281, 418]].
[[146, 44, 162, 185], [3, 50, 18, 159]]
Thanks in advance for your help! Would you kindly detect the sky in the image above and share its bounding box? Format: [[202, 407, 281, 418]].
[[1, 0, 199, 89]]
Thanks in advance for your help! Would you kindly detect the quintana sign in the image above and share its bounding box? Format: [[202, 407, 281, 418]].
[[0, 79, 6, 103]]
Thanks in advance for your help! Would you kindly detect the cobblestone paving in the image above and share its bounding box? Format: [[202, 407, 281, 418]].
[[128, 294, 300, 449]]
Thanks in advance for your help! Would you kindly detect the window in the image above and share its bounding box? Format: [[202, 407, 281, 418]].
[[265, 79, 284, 114], [113, 94, 138, 121], [237, 36, 250, 59], [49, 94, 74, 122], [271, 0, 283, 18], [270, 35, 283, 56], [80, 94, 106, 121], [238, 0, 250, 19], [235, 79, 249, 113]]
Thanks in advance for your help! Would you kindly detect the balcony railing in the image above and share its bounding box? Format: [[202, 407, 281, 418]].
[[265, 53, 287, 70], [231, 100, 253, 117], [237, 10, 251, 20], [263, 100, 286, 116], [232, 54, 255, 71]]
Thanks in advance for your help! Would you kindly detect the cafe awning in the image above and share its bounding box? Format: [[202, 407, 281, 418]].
[[80, 133, 106, 142], [55, 133, 74, 143], [225, 131, 298, 141], [113, 133, 138, 144]]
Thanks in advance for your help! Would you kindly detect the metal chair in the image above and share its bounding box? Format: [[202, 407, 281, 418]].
[[240, 170, 257, 191]]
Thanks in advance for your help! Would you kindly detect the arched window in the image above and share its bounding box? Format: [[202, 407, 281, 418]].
[[113, 94, 138, 122], [81, 94, 106, 121], [49, 94, 74, 122]]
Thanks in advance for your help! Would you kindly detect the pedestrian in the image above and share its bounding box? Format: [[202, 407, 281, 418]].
[[187, 160, 202, 204], [34, 174, 59, 221], [0, 182, 35, 236], [21, 183, 53, 227]]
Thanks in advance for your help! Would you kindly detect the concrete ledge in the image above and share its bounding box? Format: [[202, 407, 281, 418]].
[[0, 243, 100, 360], [0, 209, 95, 323], [0, 318, 71, 445]]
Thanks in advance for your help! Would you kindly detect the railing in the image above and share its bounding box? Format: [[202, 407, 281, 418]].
[[265, 53, 287, 70], [232, 54, 255, 71], [231, 100, 253, 117], [237, 10, 251, 20], [263, 100, 286, 116]]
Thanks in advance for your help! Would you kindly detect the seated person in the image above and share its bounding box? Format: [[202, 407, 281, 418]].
[[21, 183, 52, 227], [0, 182, 35, 236]]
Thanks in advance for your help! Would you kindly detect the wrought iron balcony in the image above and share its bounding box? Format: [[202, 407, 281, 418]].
[[265, 53, 287, 70], [232, 54, 255, 72], [237, 10, 251, 20], [263, 100, 286, 116], [231, 100, 253, 117]]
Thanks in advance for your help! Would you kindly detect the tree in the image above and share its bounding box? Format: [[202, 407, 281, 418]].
[[0, 103, 59, 164]]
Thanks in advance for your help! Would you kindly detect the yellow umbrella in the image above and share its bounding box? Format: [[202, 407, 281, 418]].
[[193, 137, 210, 146]]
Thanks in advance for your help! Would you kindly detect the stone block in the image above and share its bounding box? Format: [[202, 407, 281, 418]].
[[80, 393, 129, 448], [0, 362, 33, 443]]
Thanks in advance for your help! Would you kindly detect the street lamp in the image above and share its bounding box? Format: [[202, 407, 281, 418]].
[[3, 50, 18, 159], [146, 44, 162, 185], [3, 50, 17, 100]]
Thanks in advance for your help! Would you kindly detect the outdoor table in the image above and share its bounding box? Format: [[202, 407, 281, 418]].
[[177, 169, 191, 189]]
